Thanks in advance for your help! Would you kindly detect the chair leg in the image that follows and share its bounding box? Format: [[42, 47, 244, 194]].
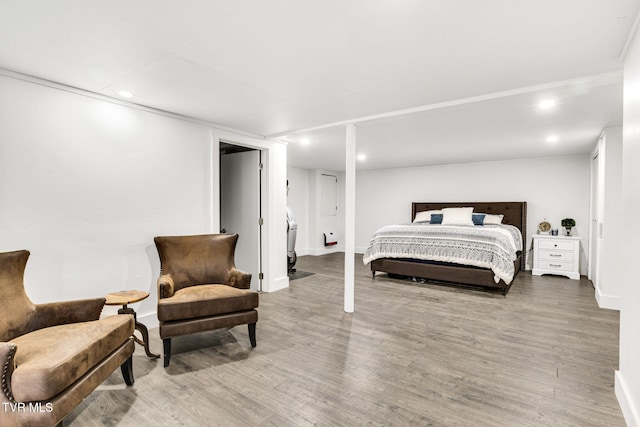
[[163, 338, 172, 367], [120, 356, 134, 386], [248, 322, 257, 347]]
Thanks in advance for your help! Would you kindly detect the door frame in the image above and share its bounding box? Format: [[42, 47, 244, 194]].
[[210, 129, 289, 293]]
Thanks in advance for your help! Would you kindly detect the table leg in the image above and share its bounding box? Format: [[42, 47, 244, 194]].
[[135, 321, 160, 358], [118, 306, 160, 359]]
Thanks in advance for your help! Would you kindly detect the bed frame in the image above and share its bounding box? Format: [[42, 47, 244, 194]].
[[370, 202, 527, 295]]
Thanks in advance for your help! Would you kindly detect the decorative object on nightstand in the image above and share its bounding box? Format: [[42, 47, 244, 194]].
[[561, 218, 576, 236], [532, 234, 581, 280], [538, 220, 551, 234]]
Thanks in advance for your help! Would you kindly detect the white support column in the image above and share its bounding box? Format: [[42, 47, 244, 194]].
[[344, 124, 356, 313]]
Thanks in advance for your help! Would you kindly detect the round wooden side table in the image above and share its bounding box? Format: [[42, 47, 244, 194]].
[[105, 290, 160, 359]]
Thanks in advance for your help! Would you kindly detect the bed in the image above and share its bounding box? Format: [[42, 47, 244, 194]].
[[364, 202, 527, 295]]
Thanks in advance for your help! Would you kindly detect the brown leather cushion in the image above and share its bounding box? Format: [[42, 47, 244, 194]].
[[158, 284, 258, 322], [10, 315, 134, 402]]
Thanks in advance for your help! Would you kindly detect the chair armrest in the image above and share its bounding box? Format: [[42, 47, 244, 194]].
[[0, 342, 17, 403], [228, 269, 252, 289], [158, 274, 175, 299], [33, 298, 106, 329]]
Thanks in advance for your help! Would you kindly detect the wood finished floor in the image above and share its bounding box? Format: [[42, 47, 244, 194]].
[[66, 253, 624, 426]]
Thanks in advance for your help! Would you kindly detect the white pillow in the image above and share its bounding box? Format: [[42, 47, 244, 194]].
[[483, 213, 504, 224], [413, 210, 442, 223], [441, 207, 474, 225]]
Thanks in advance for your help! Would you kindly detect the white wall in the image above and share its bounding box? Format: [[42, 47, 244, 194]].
[[0, 74, 211, 310], [0, 73, 288, 328], [616, 26, 640, 427], [355, 155, 592, 273]]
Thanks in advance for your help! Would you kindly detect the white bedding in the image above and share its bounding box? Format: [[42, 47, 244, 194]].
[[362, 223, 523, 284]]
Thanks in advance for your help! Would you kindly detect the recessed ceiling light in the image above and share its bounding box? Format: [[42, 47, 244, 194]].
[[299, 138, 310, 145], [118, 90, 134, 99], [357, 153, 367, 161], [538, 99, 556, 109], [546, 135, 559, 143]]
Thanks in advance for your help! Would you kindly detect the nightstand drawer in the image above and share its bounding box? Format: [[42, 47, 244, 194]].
[[538, 240, 575, 251], [538, 250, 573, 261], [538, 260, 574, 272]]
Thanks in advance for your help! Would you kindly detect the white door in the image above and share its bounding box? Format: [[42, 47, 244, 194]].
[[220, 148, 262, 291], [320, 174, 338, 217], [319, 173, 338, 248]]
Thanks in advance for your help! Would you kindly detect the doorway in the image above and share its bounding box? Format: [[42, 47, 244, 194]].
[[219, 142, 263, 291]]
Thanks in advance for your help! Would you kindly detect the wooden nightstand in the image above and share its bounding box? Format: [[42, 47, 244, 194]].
[[532, 235, 581, 280]]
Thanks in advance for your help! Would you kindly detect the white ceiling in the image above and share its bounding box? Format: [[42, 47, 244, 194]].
[[0, 1, 637, 171]]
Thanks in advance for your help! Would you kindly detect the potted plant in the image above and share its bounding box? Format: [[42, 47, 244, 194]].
[[561, 218, 576, 236]]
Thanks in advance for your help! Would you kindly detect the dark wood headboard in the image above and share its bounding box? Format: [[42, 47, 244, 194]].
[[411, 202, 528, 269]]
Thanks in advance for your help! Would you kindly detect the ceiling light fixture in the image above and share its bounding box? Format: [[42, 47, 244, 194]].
[[546, 135, 559, 143], [538, 99, 556, 109], [299, 138, 310, 145], [118, 90, 134, 99], [357, 153, 367, 161]]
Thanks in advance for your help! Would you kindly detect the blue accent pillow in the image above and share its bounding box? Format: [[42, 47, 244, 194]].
[[430, 214, 443, 224], [472, 214, 486, 225]]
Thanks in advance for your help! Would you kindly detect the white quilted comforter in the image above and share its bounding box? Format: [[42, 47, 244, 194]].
[[363, 223, 523, 284]]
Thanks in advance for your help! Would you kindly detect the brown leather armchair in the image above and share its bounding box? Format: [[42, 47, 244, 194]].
[[0, 250, 135, 427], [154, 233, 258, 367]]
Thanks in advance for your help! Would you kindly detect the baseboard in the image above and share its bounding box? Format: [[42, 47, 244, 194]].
[[301, 247, 365, 256], [616, 370, 640, 427], [307, 247, 343, 256], [596, 286, 622, 311], [266, 275, 289, 292]]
